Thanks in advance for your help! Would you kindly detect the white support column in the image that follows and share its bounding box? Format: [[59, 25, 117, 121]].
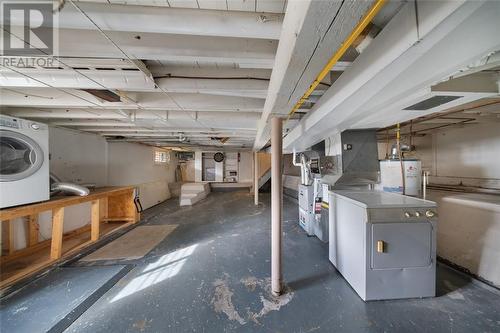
[[271, 116, 283, 296], [254, 151, 259, 206]]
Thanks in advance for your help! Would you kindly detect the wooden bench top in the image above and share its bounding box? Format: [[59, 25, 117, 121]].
[[0, 186, 135, 220]]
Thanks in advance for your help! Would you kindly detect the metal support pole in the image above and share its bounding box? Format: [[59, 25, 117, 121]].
[[271, 116, 283, 296], [254, 151, 259, 205], [423, 171, 429, 200]]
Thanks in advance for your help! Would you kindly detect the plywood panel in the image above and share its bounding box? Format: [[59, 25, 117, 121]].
[[107, 192, 135, 221], [81, 225, 178, 261]]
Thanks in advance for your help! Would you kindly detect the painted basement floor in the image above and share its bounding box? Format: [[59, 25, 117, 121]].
[[2, 192, 500, 333]]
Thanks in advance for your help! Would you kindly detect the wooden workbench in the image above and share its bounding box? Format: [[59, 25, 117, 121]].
[[0, 186, 139, 289]]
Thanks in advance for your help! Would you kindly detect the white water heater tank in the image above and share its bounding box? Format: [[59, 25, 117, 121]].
[[380, 159, 422, 197]]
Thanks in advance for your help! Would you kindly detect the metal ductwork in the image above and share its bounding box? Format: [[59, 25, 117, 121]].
[[293, 148, 314, 186], [51, 182, 90, 196]]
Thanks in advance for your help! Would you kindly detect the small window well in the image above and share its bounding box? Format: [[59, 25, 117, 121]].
[[154, 151, 170, 164]]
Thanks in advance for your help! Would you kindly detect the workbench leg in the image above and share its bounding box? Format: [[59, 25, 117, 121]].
[[1, 220, 14, 255], [100, 197, 108, 223], [50, 208, 65, 260], [91, 199, 100, 241], [127, 192, 139, 223], [28, 214, 39, 247]]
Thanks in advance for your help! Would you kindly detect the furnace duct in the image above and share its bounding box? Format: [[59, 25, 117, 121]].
[[51, 182, 90, 196], [293, 148, 313, 186]]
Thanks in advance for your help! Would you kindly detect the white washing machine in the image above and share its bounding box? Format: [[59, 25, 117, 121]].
[[0, 115, 49, 208]]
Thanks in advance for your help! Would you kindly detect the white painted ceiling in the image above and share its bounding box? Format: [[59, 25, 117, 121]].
[[76, 0, 289, 14], [0, 0, 374, 149], [1, 0, 288, 149], [2, 1, 498, 150]]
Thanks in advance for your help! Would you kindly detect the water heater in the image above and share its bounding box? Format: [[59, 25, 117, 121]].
[[380, 159, 422, 197]]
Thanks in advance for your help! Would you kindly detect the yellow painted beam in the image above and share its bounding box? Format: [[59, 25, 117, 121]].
[[287, 0, 387, 120]]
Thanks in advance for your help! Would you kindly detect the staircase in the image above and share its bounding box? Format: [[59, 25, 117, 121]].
[[251, 152, 272, 192], [179, 182, 211, 206], [258, 168, 271, 189]]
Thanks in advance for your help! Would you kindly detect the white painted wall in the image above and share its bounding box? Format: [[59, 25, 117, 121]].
[[430, 123, 500, 187], [428, 190, 500, 287], [215, 159, 224, 182], [282, 154, 300, 195], [107, 142, 177, 210], [283, 175, 300, 193], [181, 160, 195, 182], [378, 123, 500, 188], [238, 151, 253, 183], [194, 151, 202, 182], [49, 127, 108, 186], [190, 150, 253, 183]]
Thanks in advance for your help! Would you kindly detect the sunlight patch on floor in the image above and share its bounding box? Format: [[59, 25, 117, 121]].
[[111, 244, 198, 303]]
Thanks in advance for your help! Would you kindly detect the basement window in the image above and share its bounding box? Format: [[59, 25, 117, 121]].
[[154, 151, 170, 164]]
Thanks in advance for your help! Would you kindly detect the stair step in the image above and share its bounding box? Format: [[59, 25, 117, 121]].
[[182, 189, 204, 194], [179, 182, 210, 206], [181, 183, 209, 190], [181, 193, 199, 198]]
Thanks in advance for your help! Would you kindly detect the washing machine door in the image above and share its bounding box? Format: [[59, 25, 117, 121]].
[[0, 130, 44, 182]]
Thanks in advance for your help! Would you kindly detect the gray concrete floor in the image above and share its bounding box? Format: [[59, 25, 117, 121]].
[[3, 192, 500, 332]]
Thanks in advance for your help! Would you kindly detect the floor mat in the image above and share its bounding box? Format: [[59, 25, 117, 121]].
[[0, 265, 128, 333], [80, 225, 178, 261]]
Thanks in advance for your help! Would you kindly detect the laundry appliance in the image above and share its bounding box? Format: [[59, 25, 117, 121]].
[[295, 129, 380, 241], [329, 190, 437, 301], [298, 183, 315, 236], [0, 115, 49, 208], [314, 183, 331, 242], [294, 147, 321, 236]]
